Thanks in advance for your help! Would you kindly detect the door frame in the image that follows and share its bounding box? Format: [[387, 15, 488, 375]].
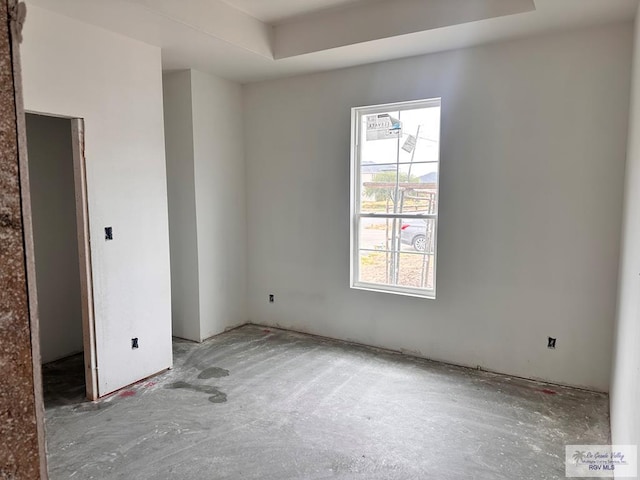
[[70, 118, 98, 401], [26, 112, 98, 401]]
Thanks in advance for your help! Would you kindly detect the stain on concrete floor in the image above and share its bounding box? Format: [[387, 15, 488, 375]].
[[42, 325, 611, 479], [197, 366, 229, 379], [165, 381, 227, 403]]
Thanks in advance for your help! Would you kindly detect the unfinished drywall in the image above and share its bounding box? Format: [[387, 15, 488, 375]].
[[244, 23, 632, 391], [610, 7, 640, 458], [191, 69, 247, 339], [163, 69, 247, 342], [21, 4, 172, 395], [26, 113, 83, 364], [163, 70, 200, 342]]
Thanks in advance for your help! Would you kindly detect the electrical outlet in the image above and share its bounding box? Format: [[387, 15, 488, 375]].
[[269, 294, 274, 303], [547, 337, 556, 349], [131, 337, 139, 349], [105, 226, 113, 241]]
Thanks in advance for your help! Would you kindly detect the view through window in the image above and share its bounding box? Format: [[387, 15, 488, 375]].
[[351, 99, 441, 298]]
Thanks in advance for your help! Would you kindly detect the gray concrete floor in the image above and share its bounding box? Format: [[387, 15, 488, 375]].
[[42, 325, 610, 479]]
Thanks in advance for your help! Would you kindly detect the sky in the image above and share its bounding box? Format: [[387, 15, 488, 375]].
[[360, 104, 441, 180]]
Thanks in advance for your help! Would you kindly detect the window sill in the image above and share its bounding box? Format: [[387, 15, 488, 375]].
[[351, 282, 436, 300]]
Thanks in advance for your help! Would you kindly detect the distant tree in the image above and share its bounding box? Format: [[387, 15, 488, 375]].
[[364, 171, 420, 204]]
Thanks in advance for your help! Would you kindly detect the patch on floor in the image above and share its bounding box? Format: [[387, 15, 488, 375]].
[[197, 366, 229, 379], [165, 381, 227, 403]]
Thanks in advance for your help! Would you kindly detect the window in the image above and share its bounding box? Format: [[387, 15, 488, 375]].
[[350, 98, 441, 298]]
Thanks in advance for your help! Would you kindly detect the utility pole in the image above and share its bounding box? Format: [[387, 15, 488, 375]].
[[393, 124, 421, 285]]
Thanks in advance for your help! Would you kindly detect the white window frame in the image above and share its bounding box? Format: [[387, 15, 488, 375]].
[[350, 98, 441, 299]]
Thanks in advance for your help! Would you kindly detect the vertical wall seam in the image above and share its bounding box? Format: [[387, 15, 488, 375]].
[[187, 69, 203, 341]]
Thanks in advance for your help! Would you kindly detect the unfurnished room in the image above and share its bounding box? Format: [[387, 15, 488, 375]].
[[1, 0, 640, 479]]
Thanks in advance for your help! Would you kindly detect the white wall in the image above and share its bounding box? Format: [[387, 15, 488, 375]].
[[163, 70, 200, 342], [611, 8, 640, 460], [191, 70, 247, 340], [22, 5, 173, 395], [26, 114, 83, 364], [244, 23, 632, 392], [163, 69, 247, 342]]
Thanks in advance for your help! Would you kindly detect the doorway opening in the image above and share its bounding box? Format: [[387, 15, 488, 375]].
[[25, 113, 98, 403]]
